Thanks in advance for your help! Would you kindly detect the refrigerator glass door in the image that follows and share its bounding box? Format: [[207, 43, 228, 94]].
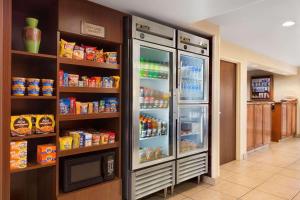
[[178, 105, 208, 158], [132, 39, 176, 170], [178, 51, 209, 103]]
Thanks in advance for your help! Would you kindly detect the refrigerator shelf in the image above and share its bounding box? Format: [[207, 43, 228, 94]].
[[140, 134, 168, 141], [140, 108, 168, 112], [140, 77, 168, 81]]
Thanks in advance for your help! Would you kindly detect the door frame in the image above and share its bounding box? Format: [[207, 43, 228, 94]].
[[220, 58, 244, 161]]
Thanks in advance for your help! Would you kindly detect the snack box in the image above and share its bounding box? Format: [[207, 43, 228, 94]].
[[11, 115, 32, 137], [37, 153, 56, 165], [10, 140, 27, 151], [10, 159, 27, 170], [37, 144, 56, 155], [69, 131, 80, 149], [35, 115, 55, 134], [83, 132, 92, 147], [10, 150, 27, 160], [59, 136, 73, 150]]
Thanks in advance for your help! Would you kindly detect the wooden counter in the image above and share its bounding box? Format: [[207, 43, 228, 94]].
[[272, 100, 297, 142], [247, 101, 273, 151]]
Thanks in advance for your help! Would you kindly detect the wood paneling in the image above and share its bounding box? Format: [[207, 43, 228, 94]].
[[272, 100, 297, 142], [58, 0, 125, 44], [262, 104, 272, 145], [220, 60, 236, 165], [247, 104, 255, 151], [254, 104, 263, 147], [247, 102, 272, 151]]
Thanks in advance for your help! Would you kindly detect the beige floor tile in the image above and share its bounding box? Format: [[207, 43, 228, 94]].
[[222, 173, 265, 188], [220, 169, 236, 179], [208, 180, 251, 198], [187, 188, 236, 200], [268, 175, 300, 189], [292, 192, 300, 200], [256, 181, 299, 199], [278, 168, 300, 180], [175, 182, 209, 197], [240, 189, 285, 200]]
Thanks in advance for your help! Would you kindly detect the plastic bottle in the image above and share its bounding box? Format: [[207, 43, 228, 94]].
[[140, 57, 145, 77], [157, 120, 162, 135], [143, 59, 149, 78], [148, 61, 154, 78], [152, 118, 157, 136], [147, 118, 152, 137]]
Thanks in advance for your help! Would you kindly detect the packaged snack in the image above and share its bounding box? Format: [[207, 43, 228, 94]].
[[42, 86, 53, 96], [99, 100, 105, 112], [69, 97, 76, 114], [12, 77, 26, 86], [37, 153, 56, 164], [68, 74, 79, 87], [27, 85, 40, 96], [75, 102, 81, 115], [63, 73, 69, 87], [59, 136, 73, 150], [10, 140, 27, 151], [37, 144, 56, 154], [95, 49, 105, 63], [94, 77, 101, 88], [60, 98, 70, 114], [84, 132, 92, 147], [105, 52, 117, 64], [93, 101, 99, 113], [112, 76, 120, 89], [42, 79, 54, 87], [69, 131, 80, 148], [80, 103, 88, 114], [35, 115, 55, 134], [59, 70, 64, 86], [92, 133, 100, 145], [10, 159, 27, 170], [31, 115, 36, 133], [60, 39, 75, 58], [27, 78, 40, 87], [78, 81, 84, 87], [84, 46, 97, 61], [88, 102, 93, 114], [79, 131, 85, 147], [108, 132, 116, 144], [72, 45, 84, 60], [10, 140, 27, 169], [100, 133, 109, 145], [81, 76, 88, 87], [102, 77, 113, 88], [11, 115, 32, 136], [88, 77, 96, 88], [108, 98, 118, 112], [12, 85, 25, 96], [10, 150, 27, 160]]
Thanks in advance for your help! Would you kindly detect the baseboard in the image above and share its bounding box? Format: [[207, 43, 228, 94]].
[[247, 144, 269, 155], [202, 176, 217, 185]]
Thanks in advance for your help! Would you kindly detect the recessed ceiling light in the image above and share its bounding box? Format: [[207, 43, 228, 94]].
[[282, 21, 295, 27]]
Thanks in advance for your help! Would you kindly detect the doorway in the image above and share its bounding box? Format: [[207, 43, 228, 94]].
[[220, 60, 237, 165]]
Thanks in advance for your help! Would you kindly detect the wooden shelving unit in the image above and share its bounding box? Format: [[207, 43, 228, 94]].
[[58, 142, 119, 157], [59, 87, 119, 94], [10, 162, 56, 174], [3, 0, 124, 199]]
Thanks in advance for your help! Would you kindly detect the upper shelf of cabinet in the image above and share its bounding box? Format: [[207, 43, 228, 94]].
[[58, 57, 120, 70], [11, 50, 57, 60]]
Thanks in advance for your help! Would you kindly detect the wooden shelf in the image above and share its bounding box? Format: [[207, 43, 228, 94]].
[[11, 50, 57, 60], [59, 57, 120, 70], [58, 142, 119, 157], [11, 162, 56, 174], [59, 112, 120, 121], [11, 96, 57, 100], [59, 87, 119, 94], [10, 133, 57, 141]]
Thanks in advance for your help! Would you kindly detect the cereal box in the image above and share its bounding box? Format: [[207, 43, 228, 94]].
[[35, 115, 55, 134], [10, 115, 32, 136]]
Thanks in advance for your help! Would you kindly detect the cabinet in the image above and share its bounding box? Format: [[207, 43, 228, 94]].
[[247, 102, 272, 151], [272, 100, 297, 142]]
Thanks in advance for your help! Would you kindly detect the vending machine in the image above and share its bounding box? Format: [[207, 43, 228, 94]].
[[176, 31, 210, 184], [123, 16, 176, 200]]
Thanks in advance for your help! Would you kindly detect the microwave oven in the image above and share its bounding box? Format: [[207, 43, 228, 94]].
[[61, 152, 115, 193]]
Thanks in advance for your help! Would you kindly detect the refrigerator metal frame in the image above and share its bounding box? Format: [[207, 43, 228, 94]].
[[177, 50, 210, 104], [131, 39, 177, 170], [177, 104, 209, 158]]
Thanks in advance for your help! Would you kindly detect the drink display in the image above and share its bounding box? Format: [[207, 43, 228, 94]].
[[139, 114, 168, 138], [140, 87, 169, 109], [140, 57, 169, 79], [179, 53, 208, 103]]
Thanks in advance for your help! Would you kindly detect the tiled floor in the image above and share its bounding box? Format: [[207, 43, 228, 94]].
[[144, 138, 300, 200]]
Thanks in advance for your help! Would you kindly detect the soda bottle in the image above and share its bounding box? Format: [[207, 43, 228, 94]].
[[143, 117, 148, 137], [153, 90, 160, 108], [157, 62, 162, 79], [147, 118, 152, 137], [149, 61, 155, 78], [163, 93, 169, 108], [140, 57, 145, 77], [140, 87, 144, 108], [157, 120, 162, 135], [152, 118, 157, 136], [140, 117, 146, 138], [161, 121, 167, 135], [153, 62, 159, 78], [149, 89, 154, 109], [159, 91, 164, 108]]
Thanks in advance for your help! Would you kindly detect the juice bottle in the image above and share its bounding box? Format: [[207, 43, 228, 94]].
[[148, 61, 154, 78], [140, 57, 145, 77], [147, 118, 152, 137], [140, 87, 144, 108], [152, 118, 157, 136], [143, 60, 149, 78], [153, 62, 158, 78], [157, 120, 162, 135], [143, 118, 148, 137]]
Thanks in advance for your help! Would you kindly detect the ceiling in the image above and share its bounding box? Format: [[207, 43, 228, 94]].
[[209, 0, 300, 67], [90, 0, 263, 26]]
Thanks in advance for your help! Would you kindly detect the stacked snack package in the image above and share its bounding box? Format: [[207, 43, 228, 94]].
[[59, 39, 117, 64], [37, 144, 56, 165], [10, 140, 27, 169], [60, 97, 118, 115], [59, 129, 116, 151], [12, 77, 55, 96]]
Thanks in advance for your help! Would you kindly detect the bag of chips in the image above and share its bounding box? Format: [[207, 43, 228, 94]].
[[60, 39, 75, 58], [95, 49, 105, 63], [84, 46, 97, 61], [73, 45, 84, 60]]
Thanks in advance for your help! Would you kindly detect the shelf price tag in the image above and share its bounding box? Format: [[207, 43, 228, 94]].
[[81, 21, 105, 38]]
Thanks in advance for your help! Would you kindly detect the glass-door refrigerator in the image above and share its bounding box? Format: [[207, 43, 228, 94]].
[[176, 30, 210, 184], [123, 16, 176, 200]]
